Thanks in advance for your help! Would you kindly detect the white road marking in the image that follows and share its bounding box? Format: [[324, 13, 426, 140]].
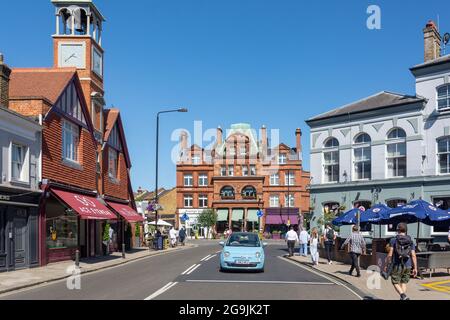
[[181, 264, 198, 275], [278, 256, 364, 300], [144, 282, 178, 300], [186, 280, 335, 285], [204, 255, 216, 261], [216, 250, 222, 254], [200, 254, 212, 261], [186, 264, 201, 275]]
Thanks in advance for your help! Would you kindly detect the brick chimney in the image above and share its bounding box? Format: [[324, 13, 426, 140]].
[[260, 125, 267, 155], [217, 126, 223, 145], [423, 20, 441, 62], [179, 130, 188, 160], [295, 128, 302, 160], [0, 53, 11, 108]]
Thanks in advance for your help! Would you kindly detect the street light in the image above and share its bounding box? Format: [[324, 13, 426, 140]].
[[154, 108, 188, 247]]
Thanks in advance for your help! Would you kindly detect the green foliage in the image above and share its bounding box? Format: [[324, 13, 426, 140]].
[[103, 223, 111, 242], [135, 223, 141, 237], [198, 208, 217, 228]]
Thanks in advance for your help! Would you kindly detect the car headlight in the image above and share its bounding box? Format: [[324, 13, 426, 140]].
[[255, 252, 261, 258], [224, 251, 230, 258]]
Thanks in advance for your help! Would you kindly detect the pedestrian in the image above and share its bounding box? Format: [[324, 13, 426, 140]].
[[179, 226, 186, 246], [285, 226, 299, 257], [447, 227, 450, 244], [169, 227, 177, 248], [384, 223, 418, 301], [309, 228, 319, 266], [299, 228, 310, 257], [340, 225, 366, 277], [322, 223, 336, 264]]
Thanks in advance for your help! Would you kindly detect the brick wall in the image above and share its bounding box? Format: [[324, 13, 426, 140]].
[[42, 112, 97, 190], [9, 99, 52, 117]]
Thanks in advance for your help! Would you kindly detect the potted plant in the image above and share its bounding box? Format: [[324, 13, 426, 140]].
[[102, 223, 111, 255], [135, 223, 141, 248]]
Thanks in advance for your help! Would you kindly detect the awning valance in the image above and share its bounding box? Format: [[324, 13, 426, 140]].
[[231, 209, 244, 222], [106, 201, 144, 223], [51, 189, 117, 220], [217, 209, 229, 222], [265, 214, 299, 225], [247, 209, 259, 222]]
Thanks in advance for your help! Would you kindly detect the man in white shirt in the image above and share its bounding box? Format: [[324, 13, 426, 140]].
[[299, 229, 310, 257], [285, 226, 299, 257], [169, 227, 177, 248]]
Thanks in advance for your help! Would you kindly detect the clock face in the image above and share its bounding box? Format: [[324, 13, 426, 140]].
[[59, 43, 86, 69], [92, 48, 103, 77]]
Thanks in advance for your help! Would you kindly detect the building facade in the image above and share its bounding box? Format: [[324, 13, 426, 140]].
[[306, 21, 450, 241], [176, 123, 310, 237], [5, 0, 140, 266], [0, 56, 42, 271]]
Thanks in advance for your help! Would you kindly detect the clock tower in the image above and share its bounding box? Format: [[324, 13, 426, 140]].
[[52, 0, 106, 138]]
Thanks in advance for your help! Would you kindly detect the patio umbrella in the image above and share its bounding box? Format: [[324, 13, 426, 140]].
[[332, 208, 360, 227], [147, 219, 172, 227], [422, 207, 450, 227], [360, 204, 391, 237]]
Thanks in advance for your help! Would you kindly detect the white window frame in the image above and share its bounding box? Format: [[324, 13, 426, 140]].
[[386, 143, 406, 178], [323, 150, 339, 183], [250, 165, 256, 176], [108, 148, 118, 179], [278, 154, 287, 165], [199, 195, 208, 208], [270, 195, 280, 208], [62, 120, 79, 163], [437, 137, 450, 175], [242, 165, 249, 176], [285, 171, 295, 186], [285, 194, 295, 208], [192, 155, 201, 165], [183, 174, 193, 187], [353, 146, 372, 181], [220, 166, 227, 177], [437, 84, 450, 112], [198, 173, 208, 186], [270, 173, 280, 186], [184, 195, 193, 208], [9, 142, 29, 183], [228, 165, 234, 177]]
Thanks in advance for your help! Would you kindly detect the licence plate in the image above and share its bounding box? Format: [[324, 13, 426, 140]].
[[234, 260, 250, 265]]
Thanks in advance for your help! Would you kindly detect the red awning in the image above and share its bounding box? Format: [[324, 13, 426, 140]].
[[106, 201, 144, 223], [51, 189, 117, 220], [265, 215, 299, 225]]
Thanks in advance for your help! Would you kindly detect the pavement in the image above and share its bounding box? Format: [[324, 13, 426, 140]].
[[0, 240, 364, 300], [287, 253, 450, 300], [0, 243, 195, 296]]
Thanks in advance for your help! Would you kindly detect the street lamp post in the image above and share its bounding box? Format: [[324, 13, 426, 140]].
[[154, 108, 188, 245]]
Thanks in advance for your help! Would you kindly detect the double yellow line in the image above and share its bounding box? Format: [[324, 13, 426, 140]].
[[421, 280, 450, 294]]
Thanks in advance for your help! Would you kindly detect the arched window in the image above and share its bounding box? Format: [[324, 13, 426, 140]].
[[353, 133, 371, 180], [437, 137, 450, 174], [220, 186, 235, 199], [323, 138, 339, 183], [386, 128, 406, 178], [241, 186, 257, 199], [437, 85, 450, 111]]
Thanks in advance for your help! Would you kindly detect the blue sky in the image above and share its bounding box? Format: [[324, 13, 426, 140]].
[[2, 0, 450, 191]]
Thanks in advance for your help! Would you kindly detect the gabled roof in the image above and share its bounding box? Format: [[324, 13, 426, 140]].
[[9, 68, 76, 105], [306, 91, 425, 123], [104, 108, 132, 169]]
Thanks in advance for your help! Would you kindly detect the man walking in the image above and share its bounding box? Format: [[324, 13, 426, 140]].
[[340, 225, 366, 277], [285, 226, 299, 257], [179, 226, 186, 246], [169, 227, 177, 248], [323, 224, 336, 264], [384, 223, 417, 300], [299, 228, 310, 257]]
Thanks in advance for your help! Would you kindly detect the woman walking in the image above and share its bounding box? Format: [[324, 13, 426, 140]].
[[310, 228, 319, 266]]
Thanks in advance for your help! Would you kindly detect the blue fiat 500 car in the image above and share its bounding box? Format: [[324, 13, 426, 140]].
[[219, 232, 267, 272]]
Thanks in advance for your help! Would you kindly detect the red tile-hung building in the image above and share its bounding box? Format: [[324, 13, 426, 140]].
[[7, 0, 141, 265], [176, 123, 310, 238]]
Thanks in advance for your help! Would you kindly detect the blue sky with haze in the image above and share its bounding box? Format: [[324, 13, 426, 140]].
[[2, 0, 450, 191]]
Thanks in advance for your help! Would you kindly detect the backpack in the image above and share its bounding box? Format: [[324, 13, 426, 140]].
[[326, 228, 335, 241], [394, 235, 412, 263]]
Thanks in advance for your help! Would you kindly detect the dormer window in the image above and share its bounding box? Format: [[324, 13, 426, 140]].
[[278, 154, 287, 164], [437, 85, 450, 111], [192, 155, 200, 165]]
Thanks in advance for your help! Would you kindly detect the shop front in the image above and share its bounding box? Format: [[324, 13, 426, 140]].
[[264, 208, 299, 239], [0, 188, 41, 272], [106, 201, 144, 250], [43, 188, 117, 264], [178, 209, 205, 238]]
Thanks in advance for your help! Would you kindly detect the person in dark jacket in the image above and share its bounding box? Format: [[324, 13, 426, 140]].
[[179, 227, 187, 246]]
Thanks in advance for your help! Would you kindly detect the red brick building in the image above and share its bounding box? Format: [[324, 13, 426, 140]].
[[176, 123, 310, 238], [7, 0, 140, 264]]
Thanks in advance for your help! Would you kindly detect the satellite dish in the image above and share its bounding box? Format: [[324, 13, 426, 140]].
[[444, 33, 450, 46]]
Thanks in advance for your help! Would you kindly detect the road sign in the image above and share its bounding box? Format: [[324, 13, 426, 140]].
[[256, 210, 264, 218], [181, 213, 189, 221]]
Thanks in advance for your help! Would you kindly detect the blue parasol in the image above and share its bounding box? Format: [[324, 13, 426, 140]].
[[332, 208, 360, 226]]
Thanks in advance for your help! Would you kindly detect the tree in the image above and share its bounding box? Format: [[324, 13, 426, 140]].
[[198, 209, 217, 239]]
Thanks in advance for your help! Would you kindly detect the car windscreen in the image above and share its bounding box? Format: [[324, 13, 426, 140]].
[[227, 234, 260, 247]]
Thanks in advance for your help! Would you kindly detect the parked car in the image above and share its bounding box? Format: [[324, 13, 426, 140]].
[[219, 232, 267, 272]]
